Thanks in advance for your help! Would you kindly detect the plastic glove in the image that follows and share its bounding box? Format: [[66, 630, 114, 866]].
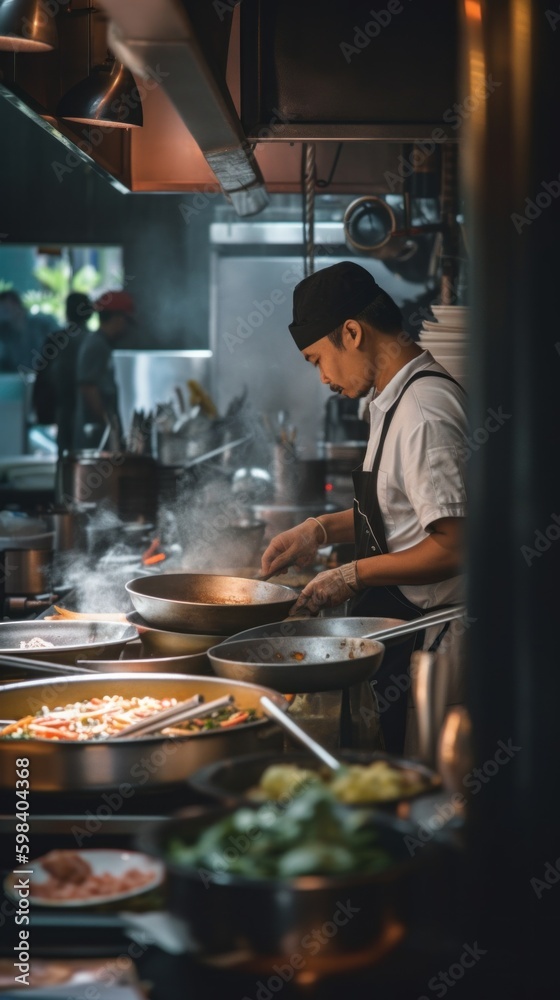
[[260, 519, 325, 578], [290, 563, 361, 616]]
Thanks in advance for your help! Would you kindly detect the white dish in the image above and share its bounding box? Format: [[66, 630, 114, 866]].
[[421, 335, 468, 345], [420, 327, 468, 337], [4, 849, 164, 908], [420, 333, 466, 343], [430, 305, 469, 317], [422, 318, 468, 332]]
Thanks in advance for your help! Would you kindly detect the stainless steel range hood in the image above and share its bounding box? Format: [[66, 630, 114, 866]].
[[98, 0, 268, 215], [0, 0, 459, 199]]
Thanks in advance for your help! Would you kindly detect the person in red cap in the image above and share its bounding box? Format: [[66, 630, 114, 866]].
[[74, 290, 135, 450]]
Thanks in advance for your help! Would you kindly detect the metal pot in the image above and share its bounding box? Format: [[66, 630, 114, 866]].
[[45, 506, 94, 553], [0, 673, 288, 792], [55, 452, 158, 523], [136, 803, 431, 966], [251, 502, 339, 543], [272, 448, 327, 504], [0, 548, 53, 596], [198, 517, 266, 570]]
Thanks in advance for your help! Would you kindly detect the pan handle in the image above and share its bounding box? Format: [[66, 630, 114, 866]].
[[363, 603, 466, 643], [0, 655, 96, 676]]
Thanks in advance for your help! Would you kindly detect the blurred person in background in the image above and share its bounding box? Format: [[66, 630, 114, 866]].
[[74, 290, 135, 451], [0, 289, 56, 372], [32, 292, 94, 455]]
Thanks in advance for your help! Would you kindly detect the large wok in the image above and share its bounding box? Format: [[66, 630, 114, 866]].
[[0, 673, 288, 793], [126, 611, 227, 656], [209, 605, 465, 693], [208, 636, 386, 693], [223, 616, 407, 645], [0, 619, 137, 668], [223, 603, 465, 646], [125, 573, 297, 635]]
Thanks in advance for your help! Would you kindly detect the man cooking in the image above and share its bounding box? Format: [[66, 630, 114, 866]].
[[260, 261, 468, 754], [74, 290, 135, 450]]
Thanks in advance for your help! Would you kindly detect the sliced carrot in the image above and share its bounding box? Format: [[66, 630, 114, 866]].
[[0, 716, 33, 736], [220, 712, 249, 728], [29, 725, 79, 740]]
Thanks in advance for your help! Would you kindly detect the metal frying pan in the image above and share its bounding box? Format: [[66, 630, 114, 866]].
[[224, 603, 465, 646], [208, 636, 386, 693], [125, 574, 297, 635], [208, 605, 465, 693], [223, 616, 407, 645], [126, 611, 227, 655], [0, 619, 137, 666]]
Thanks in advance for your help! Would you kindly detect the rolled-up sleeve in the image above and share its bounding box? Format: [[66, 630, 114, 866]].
[[401, 419, 468, 530]]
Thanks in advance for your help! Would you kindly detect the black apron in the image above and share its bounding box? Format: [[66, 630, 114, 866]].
[[351, 369, 465, 753]]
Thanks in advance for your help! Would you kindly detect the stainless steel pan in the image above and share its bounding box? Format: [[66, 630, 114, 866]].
[[0, 620, 137, 667], [223, 616, 407, 645], [208, 636, 386, 693], [224, 604, 465, 645], [126, 611, 227, 655], [76, 653, 212, 675], [0, 673, 288, 793], [125, 573, 297, 635], [209, 605, 465, 693]]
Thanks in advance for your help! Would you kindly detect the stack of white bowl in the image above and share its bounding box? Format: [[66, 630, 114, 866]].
[[418, 305, 469, 388]]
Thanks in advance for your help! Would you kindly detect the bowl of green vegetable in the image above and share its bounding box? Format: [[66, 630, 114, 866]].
[[136, 785, 437, 966]]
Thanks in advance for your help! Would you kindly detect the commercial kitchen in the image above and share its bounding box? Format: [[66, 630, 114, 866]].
[[0, 2, 557, 998]]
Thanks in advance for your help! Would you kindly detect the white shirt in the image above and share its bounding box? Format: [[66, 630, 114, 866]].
[[362, 350, 468, 611]]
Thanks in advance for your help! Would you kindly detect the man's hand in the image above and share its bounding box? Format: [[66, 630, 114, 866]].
[[290, 564, 360, 616], [260, 519, 325, 578]]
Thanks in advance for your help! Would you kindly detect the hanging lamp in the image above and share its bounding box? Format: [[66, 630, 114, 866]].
[[56, 51, 143, 128], [0, 0, 58, 52]]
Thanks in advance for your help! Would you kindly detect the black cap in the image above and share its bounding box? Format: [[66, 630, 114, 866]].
[[288, 261, 379, 351]]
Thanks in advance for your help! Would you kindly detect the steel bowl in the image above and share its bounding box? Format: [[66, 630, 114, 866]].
[[0, 619, 137, 666], [187, 749, 441, 812], [136, 802, 435, 967]]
